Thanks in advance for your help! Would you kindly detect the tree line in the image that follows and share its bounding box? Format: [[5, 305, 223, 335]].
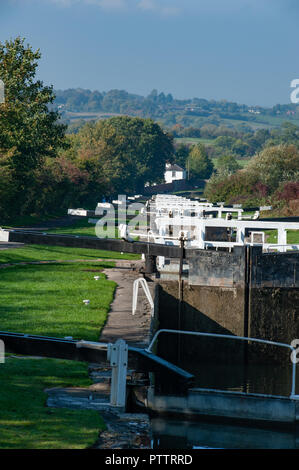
[[204, 144, 299, 215], [0, 38, 175, 220], [55, 87, 299, 133], [1, 37, 298, 221]]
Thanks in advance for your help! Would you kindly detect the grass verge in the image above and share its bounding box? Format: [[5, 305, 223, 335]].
[[0, 356, 105, 449], [0, 243, 127, 448], [0, 243, 140, 264], [0, 261, 116, 339]]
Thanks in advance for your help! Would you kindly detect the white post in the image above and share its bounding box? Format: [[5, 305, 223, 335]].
[[197, 221, 205, 249], [278, 228, 287, 252], [107, 339, 128, 409]]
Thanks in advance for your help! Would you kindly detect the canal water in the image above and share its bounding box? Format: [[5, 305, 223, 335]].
[[151, 416, 299, 449], [149, 360, 299, 449], [178, 361, 299, 397]]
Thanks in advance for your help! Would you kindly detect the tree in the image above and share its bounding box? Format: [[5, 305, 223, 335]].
[[174, 143, 189, 168], [0, 37, 66, 172], [187, 143, 213, 180], [246, 144, 299, 191], [0, 37, 67, 215], [216, 154, 241, 176], [65, 116, 174, 196]]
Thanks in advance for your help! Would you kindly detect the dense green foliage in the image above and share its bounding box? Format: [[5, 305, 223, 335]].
[[62, 116, 174, 201], [215, 155, 241, 176], [187, 144, 214, 180], [0, 38, 174, 219], [204, 144, 299, 212], [0, 37, 67, 217]]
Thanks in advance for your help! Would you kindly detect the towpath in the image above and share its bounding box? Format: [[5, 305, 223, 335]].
[[100, 260, 154, 349]]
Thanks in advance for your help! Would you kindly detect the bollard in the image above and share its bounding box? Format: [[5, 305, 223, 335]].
[[145, 254, 157, 274]]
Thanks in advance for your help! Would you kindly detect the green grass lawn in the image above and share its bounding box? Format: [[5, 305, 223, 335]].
[[0, 243, 140, 264], [175, 137, 215, 146], [0, 257, 116, 448], [0, 233, 140, 448], [3, 218, 141, 259], [0, 356, 105, 449], [265, 230, 299, 245], [211, 157, 250, 169], [0, 261, 116, 339]]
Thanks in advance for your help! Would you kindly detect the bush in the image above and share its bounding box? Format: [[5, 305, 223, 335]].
[[204, 171, 270, 206]]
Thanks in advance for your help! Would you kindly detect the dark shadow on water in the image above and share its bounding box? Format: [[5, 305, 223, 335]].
[[151, 416, 299, 449]]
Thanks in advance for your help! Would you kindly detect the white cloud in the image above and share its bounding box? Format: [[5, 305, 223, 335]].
[[138, 0, 155, 10], [137, 0, 180, 16], [37, 0, 127, 9], [14, 0, 180, 15], [87, 0, 127, 9]]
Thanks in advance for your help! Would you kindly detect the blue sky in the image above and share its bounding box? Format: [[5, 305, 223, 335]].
[[0, 0, 299, 106]]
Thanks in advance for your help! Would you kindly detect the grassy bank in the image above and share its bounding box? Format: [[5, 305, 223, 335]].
[[0, 235, 138, 448], [0, 261, 116, 339], [0, 243, 140, 264], [266, 229, 299, 245], [0, 357, 105, 449]]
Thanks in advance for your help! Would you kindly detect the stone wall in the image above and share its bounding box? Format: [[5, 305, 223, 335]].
[[187, 247, 246, 288]]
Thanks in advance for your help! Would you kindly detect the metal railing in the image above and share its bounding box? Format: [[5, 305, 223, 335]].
[[145, 329, 299, 399], [132, 278, 154, 317]]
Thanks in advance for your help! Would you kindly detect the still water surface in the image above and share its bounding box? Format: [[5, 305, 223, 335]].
[[150, 361, 299, 449]]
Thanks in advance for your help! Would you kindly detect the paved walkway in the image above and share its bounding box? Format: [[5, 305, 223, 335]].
[[100, 260, 154, 349], [0, 242, 24, 250]]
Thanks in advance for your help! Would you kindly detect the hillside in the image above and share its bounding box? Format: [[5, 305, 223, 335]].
[[53, 88, 299, 132]]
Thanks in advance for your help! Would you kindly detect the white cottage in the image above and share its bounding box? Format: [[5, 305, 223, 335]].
[[164, 163, 186, 184]]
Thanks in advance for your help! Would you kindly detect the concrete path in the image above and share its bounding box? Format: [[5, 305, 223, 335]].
[[0, 242, 24, 250], [100, 260, 154, 349]]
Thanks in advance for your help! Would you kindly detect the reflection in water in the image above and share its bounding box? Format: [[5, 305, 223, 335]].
[[157, 333, 299, 396], [150, 362, 299, 449], [151, 337, 299, 449], [181, 361, 299, 397], [151, 417, 299, 449]]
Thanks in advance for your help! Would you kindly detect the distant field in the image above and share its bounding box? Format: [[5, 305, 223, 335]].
[[64, 108, 299, 134], [236, 158, 251, 168], [211, 157, 251, 169], [175, 137, 216, 146]]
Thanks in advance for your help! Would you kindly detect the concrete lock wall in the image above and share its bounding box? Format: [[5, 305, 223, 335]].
[[156, 246, 299, 364], [157, 282, 247, 365]]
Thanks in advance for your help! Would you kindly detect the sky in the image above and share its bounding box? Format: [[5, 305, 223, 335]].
[[1, 0, 299, 106]]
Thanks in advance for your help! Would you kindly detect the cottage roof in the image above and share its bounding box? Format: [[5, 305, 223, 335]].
[[165, 164, 185, 172]]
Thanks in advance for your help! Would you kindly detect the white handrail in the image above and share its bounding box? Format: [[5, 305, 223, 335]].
[[132, 278, 154, 317], [145, 329, 298, 399]]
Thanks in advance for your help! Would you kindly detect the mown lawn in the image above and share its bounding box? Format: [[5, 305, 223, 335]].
[[0, 261, 116, 339], [175, 137, 216, 146], [0, 239, 135, 448], [0, 243, 140, 264], [266, 230, 299, 245], [0, 357, 105, 449]]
